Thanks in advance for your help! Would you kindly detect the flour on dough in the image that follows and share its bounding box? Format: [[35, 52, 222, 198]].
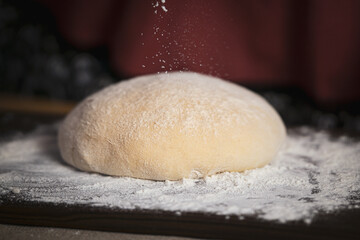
[[58, 72, 286, 180]]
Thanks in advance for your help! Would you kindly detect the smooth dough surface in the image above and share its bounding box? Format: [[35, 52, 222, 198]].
[[58, 72, 286, 180]]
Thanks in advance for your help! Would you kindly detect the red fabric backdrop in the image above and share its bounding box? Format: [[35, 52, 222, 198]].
[[40, 0, 360, 104]]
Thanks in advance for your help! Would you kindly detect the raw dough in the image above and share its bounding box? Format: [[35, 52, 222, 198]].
[[58, 72, 286, 180]]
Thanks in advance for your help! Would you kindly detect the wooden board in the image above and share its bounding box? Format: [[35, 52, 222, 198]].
[[1, 199, 360, 240], [0, 112, 360, 239]]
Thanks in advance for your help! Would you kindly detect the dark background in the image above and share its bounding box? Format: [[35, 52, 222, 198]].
[[0, 0, 359, 132]]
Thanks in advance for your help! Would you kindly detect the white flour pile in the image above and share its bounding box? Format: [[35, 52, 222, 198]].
[[0, 124, 359, 224]]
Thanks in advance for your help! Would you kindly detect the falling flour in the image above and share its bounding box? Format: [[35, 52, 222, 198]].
[[152, 0, 168, 13], [144, 0, 210, 74], [0, 124, 359, 224]]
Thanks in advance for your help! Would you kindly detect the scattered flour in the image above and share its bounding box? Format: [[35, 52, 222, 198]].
[[143, 0, 210, 74], [143, 0, 170, 71], [152, 0, 168, 14], [0, 124, 359, 223]]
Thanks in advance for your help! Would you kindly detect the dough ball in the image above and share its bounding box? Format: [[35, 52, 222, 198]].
[[58, 72, 286, 180]]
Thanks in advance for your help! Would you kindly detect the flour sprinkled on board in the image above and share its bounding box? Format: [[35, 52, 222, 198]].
[[0, 125, 359, 223]]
